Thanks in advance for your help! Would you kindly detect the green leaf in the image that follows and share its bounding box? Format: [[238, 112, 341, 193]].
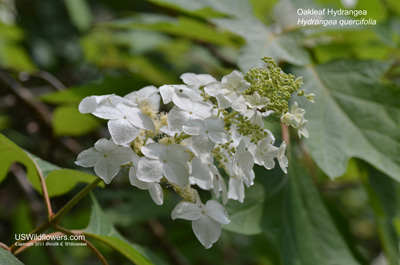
[[146, 0, 254, 18], [362, 164, 400, 265], [63, 0, 92, 31], [0, 134, 100, 197], [105, 14, 236, 46], [212, 17, 310, 71], [262, 157, 361, 265], [0, 248, 24, 265], [222, 184, 265, 235], [293, 60, 400, 181], [40, 76, 148, 105], [53, 105, 100, 136], [83, 194, 167, 265], [0, 23, 36, 71]]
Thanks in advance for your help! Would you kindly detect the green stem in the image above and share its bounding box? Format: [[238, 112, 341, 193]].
[[223, 110, 239, 123], [52, 178, 102, 223], [10, 178, 102, 253], [175, 132, 191, 143]]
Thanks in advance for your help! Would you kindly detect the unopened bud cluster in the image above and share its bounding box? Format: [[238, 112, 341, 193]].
[[75, 57, 313, 248]]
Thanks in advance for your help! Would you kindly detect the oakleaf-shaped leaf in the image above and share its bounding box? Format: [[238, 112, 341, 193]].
[[0, 134, 100, 197], [213, 17, 310, 71], [83, 194, 167, 265], [262, 157, 361, 265], [293, 61, 400, 181]]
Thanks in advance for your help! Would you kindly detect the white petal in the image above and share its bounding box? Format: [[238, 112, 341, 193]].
[[204, 82, 223, 96], [108, 119, 140, 145], [188, 134, 215, 156], [171, 201, 202, 220], [92, 105, 123, 120], [78, 95, 107, 114], [166, 144, 190, 163], [94, 160, 120, 184], [163, 162, 189, 188], [180, 73, 199, 88], [196, 74, 217, 86], [117, 104, 155, 131], [228, 176, 244, 203], [215, 94, 231, 109], [75, 148, 103, 167], [129, 166, 152, 190], [182, 119, 205, 136], [192, 215, 221, 249], [167, 107, 188, 134], [93, 138, 115, 153], [231, 96, 247, 113], [223, 70, 244, 86], [205, 200, 230, 224], [191, 156, 213, 182], [148, 183, 164, 205], [137, 158, 164, 182], [141, 143, 167, 159], [107, 146, 135, 165], [159, 85, 175, 104]]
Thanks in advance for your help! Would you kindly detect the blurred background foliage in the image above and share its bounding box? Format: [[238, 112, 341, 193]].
[[0, 0, 399, 264]]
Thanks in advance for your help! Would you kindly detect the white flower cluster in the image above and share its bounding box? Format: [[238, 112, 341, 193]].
[[75, 60, 311, 248]]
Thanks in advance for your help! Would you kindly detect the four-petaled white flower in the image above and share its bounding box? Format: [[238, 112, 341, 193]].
[[124, 86, 160, 111], [167, 94, 213, 133], [180, 73, 216, 90], [244, 92, 269, 109], [183, 117, 229, 155], [205, 70, 250, 112], [297, 119, 309, 139], [172, 200, 230, 249], [79, 94, 133, 114], [75, 138, 135, 184], [290, 101, 305, 124], [137, 143, 190, 188], [92, 103, 155, 145], [233, 140, 255, 187], [254, 138, 279, 169]]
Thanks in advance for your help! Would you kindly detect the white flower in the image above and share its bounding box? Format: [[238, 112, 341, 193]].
[[180, 73, 217, 90], [297, 118, 309, 139], [171, 200, 230, 249], [280, 112, 293, 126], [244, 92, 269, 109], [92, 103, 155, 145], [124, 86, 160, 110], [233, 140, 254, 187], [159, 84, 202, 105], [137, 143, 190, 188], [205, 70, 250, 112], [290, 101, 305, 124], [254, 138, 279, 169], [167, 95, 213, 133], [75, 138, 134, 184], [183, 117, 229, 155], [227, 175, 245, 203], [79, 94, 132, 114], [129, 154, 163, 205], [277, 141, 288, 174], [190, 155, 227, 203]]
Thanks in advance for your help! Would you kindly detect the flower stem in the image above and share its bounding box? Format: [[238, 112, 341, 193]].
[[223, 110, 239, 123], [52, 178, 102, 223]]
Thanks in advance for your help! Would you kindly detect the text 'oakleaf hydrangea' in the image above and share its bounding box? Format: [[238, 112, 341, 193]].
[[75, 57, 314, 248]]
